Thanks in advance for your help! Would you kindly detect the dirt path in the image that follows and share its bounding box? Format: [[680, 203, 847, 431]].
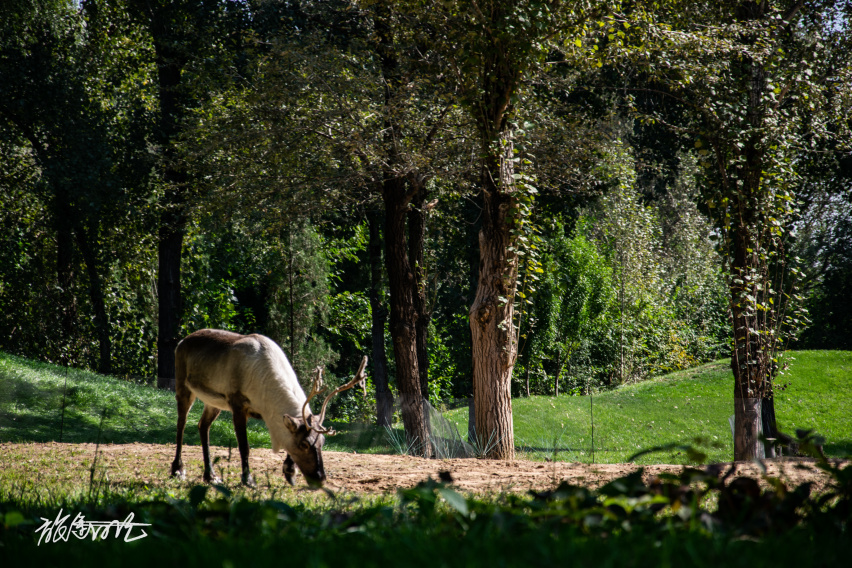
[[1, 442, 843, 496]]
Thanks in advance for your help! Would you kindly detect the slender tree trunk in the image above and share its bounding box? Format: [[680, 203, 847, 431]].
[[374, 3, 430, 455], [74, 226, 111, 375], [149, 21, 189, 389], [157, 216, 184, 389], [56, 197, 77, 350], [470, 132, 518, 460], [730, 221, 768, 460], [383, 179, 430, 456], [408, 180, 430, 407], [730, 30, 770, 459], [619, 250, 625, 383], [368, 209, 394, 428], [555, 366, 559, 397], [287, 227, 296, 361]]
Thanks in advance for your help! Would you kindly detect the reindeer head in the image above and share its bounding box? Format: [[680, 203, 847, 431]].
[[282, 356, 368, 487]]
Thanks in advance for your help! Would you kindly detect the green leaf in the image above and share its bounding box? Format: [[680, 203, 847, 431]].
[[189, 484, 209, 507], [4, 511, 26, 528], [438, 488, 469, 517]]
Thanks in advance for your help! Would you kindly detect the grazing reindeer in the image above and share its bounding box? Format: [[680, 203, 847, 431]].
[[170, 329, 367, 487]]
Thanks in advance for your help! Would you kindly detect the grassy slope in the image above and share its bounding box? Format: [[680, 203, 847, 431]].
[[444, 351, 852, 464], [1, 351, 849, 464], [0, 354, 272, 449], [0, 352, 390, 454]]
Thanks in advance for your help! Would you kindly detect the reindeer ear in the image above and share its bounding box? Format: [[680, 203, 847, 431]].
[[283, 414, 300, 433]]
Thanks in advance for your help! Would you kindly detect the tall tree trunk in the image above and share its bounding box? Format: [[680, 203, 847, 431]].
[[148, 17, 189, 389], [374, 2, 430, 455], [383, 179, 430, 457], [730, 29, 770, 459], [157, 215, 184, 389], [408, 180, 430, 405], [730, 227, 768, 461], [286, 227, 296, 361], [74, 226, 111, 375], [55, 195, 77, 354], [469, 132, 518, 460], [368, 209, 394, 428]]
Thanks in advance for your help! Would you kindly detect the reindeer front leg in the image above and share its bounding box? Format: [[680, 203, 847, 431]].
[[198, 405, 222, 483], [230, 402, 256, 488], [283, 454, 298, 485]]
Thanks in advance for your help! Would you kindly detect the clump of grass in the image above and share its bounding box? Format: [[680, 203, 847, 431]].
[[385, 426, 419, 456]]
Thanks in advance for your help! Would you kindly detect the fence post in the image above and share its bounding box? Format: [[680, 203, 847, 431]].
[[590, 394, 595, 465]]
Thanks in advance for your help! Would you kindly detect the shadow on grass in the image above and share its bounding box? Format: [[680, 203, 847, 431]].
[[822, 441, 852, 458]]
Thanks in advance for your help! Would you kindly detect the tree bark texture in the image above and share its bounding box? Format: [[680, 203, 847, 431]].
[[157, 221, 184, 389], [469, 133, 518, 460], [55, 194, 77, 350], [761, 394, 778, 458], [465, 3, 524, 459], [408, 182, 430, 403], [374, 3, 430, 455], [383, 179, 430, 456], [368, 209, 394, 428], [734, 397, 764, 460], [147, 7, 189, 389], [727, 4, 775, 460], [74, 226, 112, 375]]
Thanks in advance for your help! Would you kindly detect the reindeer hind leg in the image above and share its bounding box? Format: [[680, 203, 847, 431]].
[[171, 386, 196, 479], [199, 404, 222, 483]]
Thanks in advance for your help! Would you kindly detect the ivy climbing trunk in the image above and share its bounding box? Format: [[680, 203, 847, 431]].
[[470, 132, 519, 460], [408, 181, 430, 404], [680, 0, 812, 461], [730, 202, 768, 461], [729, 6, 772, 460]]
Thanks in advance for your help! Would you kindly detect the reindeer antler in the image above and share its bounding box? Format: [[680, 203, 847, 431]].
[[302, 366, 328, 428], [304, 356, 368, 435]]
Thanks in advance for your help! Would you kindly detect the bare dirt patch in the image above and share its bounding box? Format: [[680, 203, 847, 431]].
[[0, 442, 844, 496]]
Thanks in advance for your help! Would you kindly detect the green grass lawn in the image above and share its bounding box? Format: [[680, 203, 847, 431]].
[[443, 351, 852, 464], [1, 350, 849, 464]]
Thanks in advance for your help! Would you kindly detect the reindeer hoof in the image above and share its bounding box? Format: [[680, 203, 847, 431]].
[[283, 463, 297, 486], [170, 460, 185, 479], [203, 472, 222, 484], [242, 473, 256, 488]]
